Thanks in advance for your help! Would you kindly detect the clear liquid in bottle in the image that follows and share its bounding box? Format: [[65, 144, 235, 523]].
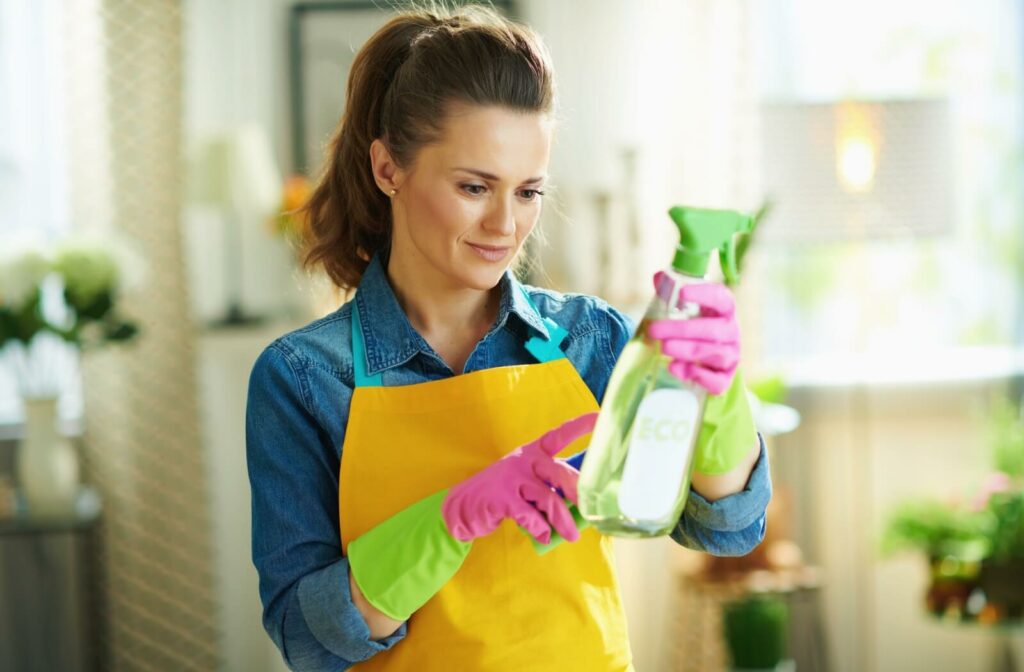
[[578, 270, 707, 537]]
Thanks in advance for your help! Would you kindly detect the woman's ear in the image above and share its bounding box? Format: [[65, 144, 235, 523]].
[[369, 139, 402, 195]]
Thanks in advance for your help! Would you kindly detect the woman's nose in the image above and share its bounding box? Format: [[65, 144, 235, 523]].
[[482, 193, 516, 236]]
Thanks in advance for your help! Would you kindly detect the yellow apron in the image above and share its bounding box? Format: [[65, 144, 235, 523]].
[[339, 287, 634, 671]]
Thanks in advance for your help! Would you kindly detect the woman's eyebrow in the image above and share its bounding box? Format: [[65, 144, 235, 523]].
[[453, 167, 546, 184]]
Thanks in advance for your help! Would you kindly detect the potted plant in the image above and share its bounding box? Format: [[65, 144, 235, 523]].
[[0, 233, 142, 516], [881, 393, 1024, 623], [722, 594, 794, 672], [881, 497, 994, 618]]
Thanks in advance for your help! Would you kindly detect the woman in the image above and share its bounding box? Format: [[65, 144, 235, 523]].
[[246, 6, 770, 671]]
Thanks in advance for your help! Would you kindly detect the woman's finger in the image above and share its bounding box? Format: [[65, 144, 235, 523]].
[[520, 481, 580, 542], [676, 283, 735, 317], [652, 272, 735, 317], [660, 339, 740, 372], [537, 412, 599, 456], [647, 317, 739, 344], [668, 361, 734, 395], [509, 499, 553, 545], [532, 457, 580, 504]]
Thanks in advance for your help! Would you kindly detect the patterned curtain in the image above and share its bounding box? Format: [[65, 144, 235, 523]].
[[68, 1, 221, 669]]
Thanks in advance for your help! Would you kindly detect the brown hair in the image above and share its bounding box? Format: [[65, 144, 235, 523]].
[[298, 3, 556, 290]]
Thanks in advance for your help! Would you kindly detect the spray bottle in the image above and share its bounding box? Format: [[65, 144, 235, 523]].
[[576, 205, 758, 538]]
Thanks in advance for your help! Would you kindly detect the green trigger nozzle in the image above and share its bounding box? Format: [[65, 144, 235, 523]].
[[668, 205, 761, 285]]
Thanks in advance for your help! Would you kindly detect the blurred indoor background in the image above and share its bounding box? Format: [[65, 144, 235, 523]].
[[1, 0, 1022, 670]]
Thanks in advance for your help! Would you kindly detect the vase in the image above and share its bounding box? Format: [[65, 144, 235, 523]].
[[979, 558, 1024, 620], [15, 395, 80, 517]]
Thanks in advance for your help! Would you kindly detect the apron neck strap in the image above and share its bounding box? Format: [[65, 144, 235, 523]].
[[517, 285, 570, 364], [351, 298, 383, 388], [350, 284, 568, 388]]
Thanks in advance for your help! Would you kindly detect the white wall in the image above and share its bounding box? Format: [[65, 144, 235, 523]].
[[183, 0, 299, 325]]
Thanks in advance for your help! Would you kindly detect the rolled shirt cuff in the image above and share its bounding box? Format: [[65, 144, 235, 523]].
[[683, 431, 772, 533], [294, 558, 407, 664]]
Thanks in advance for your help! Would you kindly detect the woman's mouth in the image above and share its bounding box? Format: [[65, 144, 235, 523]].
[[467, 243, 511, 262]]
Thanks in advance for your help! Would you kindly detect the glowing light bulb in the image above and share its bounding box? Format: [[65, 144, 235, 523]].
[[838, 136, 876, 193]]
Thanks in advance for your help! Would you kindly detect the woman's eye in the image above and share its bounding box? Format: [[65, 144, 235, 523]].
[[461, 184, 487, 196], [519, 189, 545, 201]]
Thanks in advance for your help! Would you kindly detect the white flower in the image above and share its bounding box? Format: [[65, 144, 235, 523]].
[[53, 233, 146, 305], [0, 235, 52, 309], [54, 245, 118, 306]]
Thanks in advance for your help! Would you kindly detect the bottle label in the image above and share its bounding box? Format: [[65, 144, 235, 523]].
[[618, 388, 700, 521]]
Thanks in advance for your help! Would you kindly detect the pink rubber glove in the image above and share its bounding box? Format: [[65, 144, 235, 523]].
[[646, 270, 740, 395], [441, 412, 597, 545]]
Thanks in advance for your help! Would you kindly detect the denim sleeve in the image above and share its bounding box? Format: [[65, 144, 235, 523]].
[[246, 344, 406, 671], [672, 431, 772, 556], [598, 303, 637, 404]]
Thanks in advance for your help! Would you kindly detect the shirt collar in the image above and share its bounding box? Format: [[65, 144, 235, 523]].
[[354, 252, 550, 376], [494, 264, 551, 337]]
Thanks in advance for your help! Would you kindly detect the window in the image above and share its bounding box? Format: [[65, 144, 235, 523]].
[[750, 0, 1024, 382], [0, 0, 70, 239]]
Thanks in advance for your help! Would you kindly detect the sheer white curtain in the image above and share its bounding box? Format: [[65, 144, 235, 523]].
[[0, 0, 70, 240]]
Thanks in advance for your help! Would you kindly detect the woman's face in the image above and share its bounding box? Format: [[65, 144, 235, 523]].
[[382, 104, 553, 292]]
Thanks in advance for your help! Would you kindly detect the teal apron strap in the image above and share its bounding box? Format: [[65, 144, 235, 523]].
[[518, 285, 569, 363], [351, 298, 382, 388]]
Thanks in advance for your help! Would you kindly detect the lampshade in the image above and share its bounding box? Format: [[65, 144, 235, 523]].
[[188, 123, 282, 215], [758, 98, 953, 244]]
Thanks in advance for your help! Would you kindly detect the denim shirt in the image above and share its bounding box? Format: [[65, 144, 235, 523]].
[[246, 253, 772, 671]]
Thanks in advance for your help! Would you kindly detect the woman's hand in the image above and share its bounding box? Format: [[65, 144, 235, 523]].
[[642, 271, 760, 491], [645, 271, 740, 395], [441, 413, 596, 545]]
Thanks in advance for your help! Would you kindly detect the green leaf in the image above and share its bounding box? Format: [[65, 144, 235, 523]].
[[65, 287, 113, 321], [987, 489, 1024, 561], [103, 319, 139, 342], [985, 394, 1024, 478], [881, 498, 994, 558]]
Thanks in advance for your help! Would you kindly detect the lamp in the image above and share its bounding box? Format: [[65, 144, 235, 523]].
[[758, 98, 953, 244], [188, 124, 282, 327]]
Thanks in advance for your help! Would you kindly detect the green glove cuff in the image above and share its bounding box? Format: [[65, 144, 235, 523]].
[[692, 366, 759, 475], [348, 489, 472, 621]]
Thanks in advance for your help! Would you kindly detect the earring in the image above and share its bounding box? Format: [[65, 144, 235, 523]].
[[389, 188, 397, 197]]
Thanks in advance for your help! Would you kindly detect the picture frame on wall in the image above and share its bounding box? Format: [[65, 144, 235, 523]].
[[288, 0, 515, 176]]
